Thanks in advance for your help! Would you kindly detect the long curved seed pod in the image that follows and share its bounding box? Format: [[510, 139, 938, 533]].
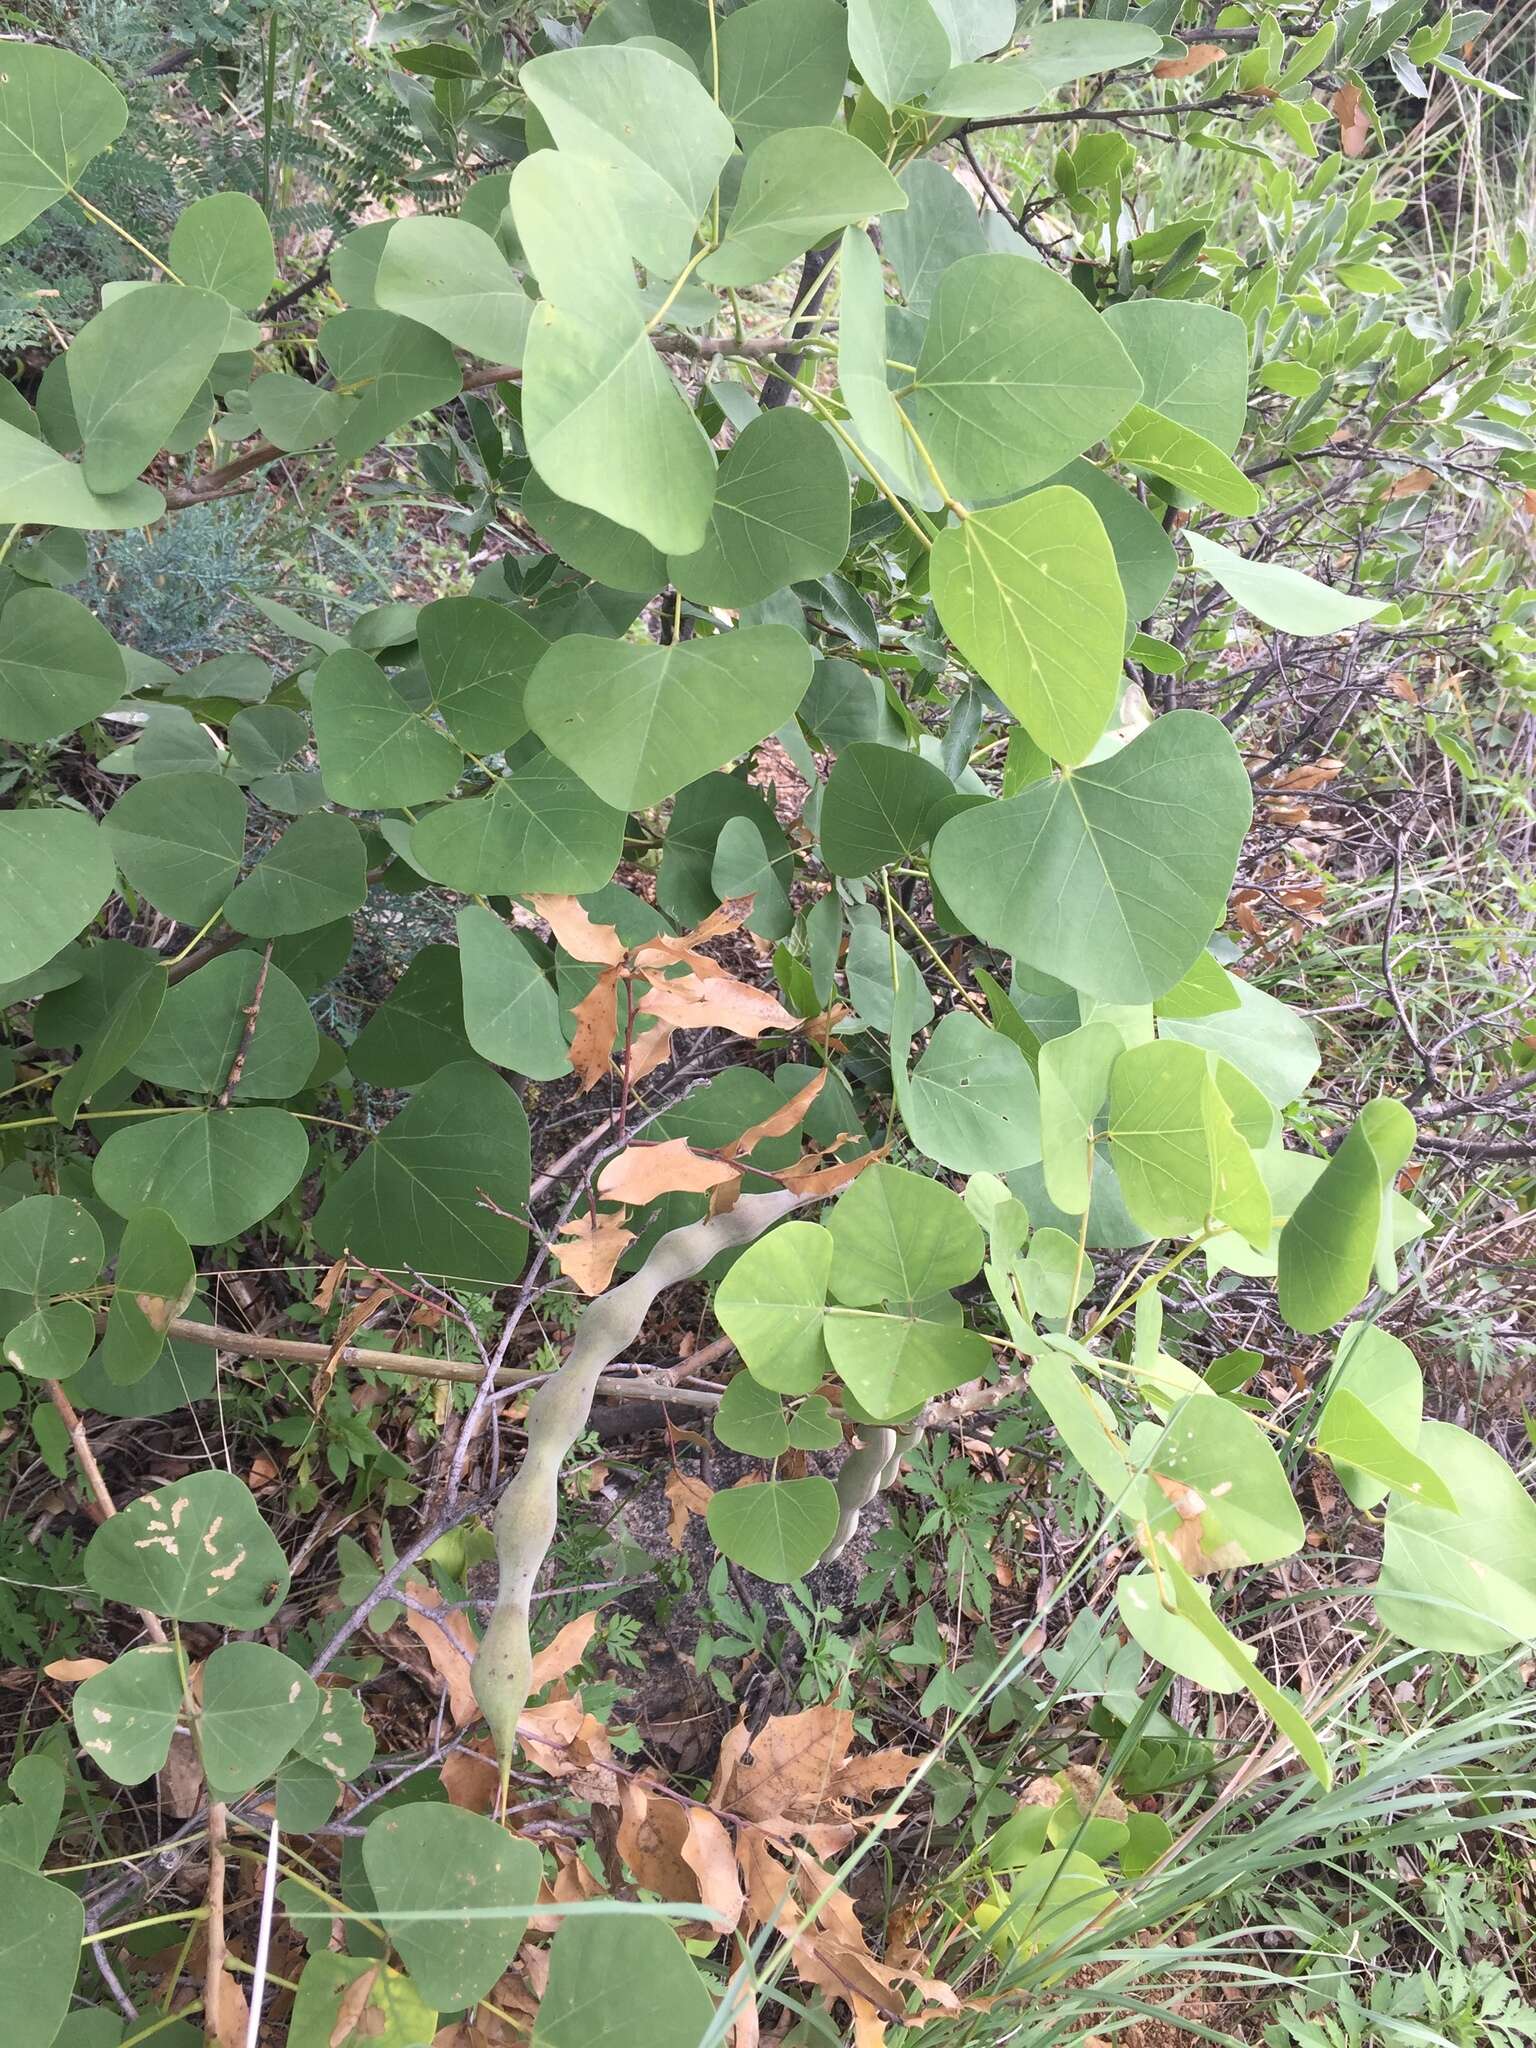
[[881, 1422, 923, 1490], [473, 1189, 804, 1796], [823, 1420, 925, 1563], [823, 1426, 895, 1563]]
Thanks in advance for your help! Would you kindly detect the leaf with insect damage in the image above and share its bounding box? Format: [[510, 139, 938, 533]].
[[82, 1471, 289, 1627]]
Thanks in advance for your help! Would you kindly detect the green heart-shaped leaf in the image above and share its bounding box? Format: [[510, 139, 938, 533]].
[[1320, 1322, 1423, 1512], [1149, 1543, 1330, 1787], [96, 1206, 196, 1386], [0, 1195, 104, 1300], [4, 1299, 97, 1379], [417, 596, 544, 756], [909, 254, 1142, 501], [276, 1686, 375, 1831], [847, 0, 950, 109], [837, 227, 934, 507], [930, 488, 1124, 766], [930, 712, 1253, 1003], [92, 1107, 310, 1243], [67, 285, 232, 493], [0, 44, 126, 247], [713, 1219, 834, 1393], [1374, 1421, 1536, 1655], [1136, 1395, 1305, 1569], [313, 1062, 530, 1284], [668, 408, 852, 606], [0, 809, 115, 983], [714, 1370, 792, 1456], [701, 128, 905, 286], [924, 18, 1162, 112], [0, 588, 125, 744], [897, 1012, 1043, 1174], [1159, 967, 1318, 1108], [318, 309, 461, 462], [375, 216, 531, 363], [519, 45, 734, 278], [1110, 404, 1259, 517], [52, 946, 164, 1129], [718, 0, 850, 150], [349, 945, 473, 1086], [533, 1913, 717, 2048], [1278, 1097, 1415, 1334], [312, 649, 463, 809], [787, 1391, 841, 1449], [0, 1862, 83, 2048], [1116, 1570, 1254, 1693], [289, 1953, 437, 2048], [1103, 300, 1249, 456], [225, 812, 367, 937], [1186, 530, 1388, 634], [819, 742, 953, 876], [0, 1754, 64, 1872], [824, 1301, 991, 1417], [411, 749, 624, 897], [104, 773, 248, 926], [456, 905, 570, 1081], [1316, 1389, 1455, 1513], [1038, 1020, 1121, 1215], [363, 1805, 541, 2011], [826, 1163, 983, 1307], [129, 951, 318, 1100], [250, 371, 347, 453], [168, 192, 275, 309], [706, 1475, 839, 1581], [526, 625, 812, 808], [522, 278, 718, 554], [0, 417, 162, 529]]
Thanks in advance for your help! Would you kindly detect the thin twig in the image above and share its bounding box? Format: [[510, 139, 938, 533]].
[[217, 942, 274, 1108], [1379, 828, 1440, 1107], [964, 90, 1249, 133], [91, 1943, 139, 2023], [307, 1490, 494, 1679], [259, 262, 332, 320], [124, 1311, 726, 1408], [44, 1384, 169, 1644], [204, 1802, 229, 2044], [161, 333, 819, 508]]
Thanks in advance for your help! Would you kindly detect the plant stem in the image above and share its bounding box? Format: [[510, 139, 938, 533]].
[[885, 894, 990, 1020], [87, 1909, 207, 1944], [119, 2004, 203, 2047], [71, 193, 183, 281], [773, 366, 936, 547], [260, 11, 278, 213], [897, 405, 968, 518], [163, 908, 226, 967], [1085, 1228, 1221, 1338], [645, 242, 713, 333]]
